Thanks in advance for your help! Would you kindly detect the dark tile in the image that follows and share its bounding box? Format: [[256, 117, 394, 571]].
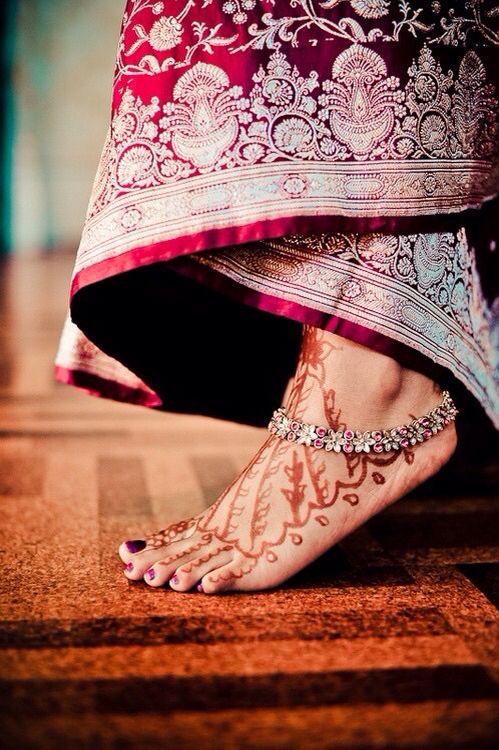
[[458, 563, 499, 610], [0, 607, 451, 648], [3, 709, 499, 750], [368, 511, 499, 551], [2, 666, 498, 715], [290, 546, 413, 587]]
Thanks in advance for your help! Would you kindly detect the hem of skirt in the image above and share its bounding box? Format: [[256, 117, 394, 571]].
[[169, 258, 499, 429], [169, 257, 442, 379], [54, 365, 162, 409], [69, 209, 483, 299], [67, 210, 498, 428]]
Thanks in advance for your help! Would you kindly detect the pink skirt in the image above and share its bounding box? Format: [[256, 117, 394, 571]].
[[55, 1, 499, 427]]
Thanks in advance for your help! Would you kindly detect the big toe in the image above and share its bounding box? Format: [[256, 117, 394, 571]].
[[119, 539, 147, 560]]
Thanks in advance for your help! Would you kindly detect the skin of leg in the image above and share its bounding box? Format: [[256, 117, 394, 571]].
[[120, 325, 457, 593]]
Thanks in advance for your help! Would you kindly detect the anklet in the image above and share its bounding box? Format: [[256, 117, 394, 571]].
[[268, 391, 457, 454]]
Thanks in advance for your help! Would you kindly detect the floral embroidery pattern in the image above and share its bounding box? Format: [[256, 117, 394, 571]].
[[116, 1, 238, 79], [90, 42, 498, 217], [348, 0, 390, 18], [430, 0, 499, 46], [229, 1, 433, 53], [214, 0, 259, 25], [115, 2, 498, 84], [148, 15, 184, 50]]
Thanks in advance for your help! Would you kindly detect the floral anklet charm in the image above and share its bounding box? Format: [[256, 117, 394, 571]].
[[268, 391, 457, 454]]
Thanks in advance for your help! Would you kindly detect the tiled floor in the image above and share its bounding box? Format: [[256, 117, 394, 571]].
[[0, 253, 498, 749]]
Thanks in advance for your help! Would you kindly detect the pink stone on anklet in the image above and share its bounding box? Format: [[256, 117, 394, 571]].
[[268, 391, 457, 455]]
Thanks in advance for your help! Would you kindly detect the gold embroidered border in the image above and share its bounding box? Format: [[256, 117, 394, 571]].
[[76, 159, 496, 273]]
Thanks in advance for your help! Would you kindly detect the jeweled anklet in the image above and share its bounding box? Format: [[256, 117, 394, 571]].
[[268, 391, 457, 454]]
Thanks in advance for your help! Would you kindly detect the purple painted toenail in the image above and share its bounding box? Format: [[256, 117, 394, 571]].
[[170, 575, 179, 586], [124, 562, 134, 572], [196, 583, 204, 593], [125, 540, 146, 553], [145, 568, 155, 580]]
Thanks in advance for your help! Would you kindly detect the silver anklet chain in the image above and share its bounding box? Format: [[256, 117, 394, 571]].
[[268, 391, 457, 455]]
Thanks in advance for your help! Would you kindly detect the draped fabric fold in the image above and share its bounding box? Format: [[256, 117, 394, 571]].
[[55, 0, 499, 427]]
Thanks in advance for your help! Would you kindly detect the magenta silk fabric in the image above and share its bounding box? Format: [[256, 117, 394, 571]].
[[55, 1, 499, 426]]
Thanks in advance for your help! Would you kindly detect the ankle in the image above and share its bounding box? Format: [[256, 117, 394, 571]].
[[334, 352, 442, 426], [350, 355, 405, 406], [288, 334, 442, 430]]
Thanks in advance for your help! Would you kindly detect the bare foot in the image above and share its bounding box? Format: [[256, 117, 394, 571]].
[[119, 326, 457, 594]]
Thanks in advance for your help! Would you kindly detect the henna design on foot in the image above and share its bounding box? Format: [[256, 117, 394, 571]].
[[119, 325, 456, 593]]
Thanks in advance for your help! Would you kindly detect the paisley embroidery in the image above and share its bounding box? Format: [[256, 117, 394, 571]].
[[386, 46, 499, 161], [247, 230, 479, 338], [453, 51, 498, 158], [161, 62, 249, 169], [320, 44, 405, 157]]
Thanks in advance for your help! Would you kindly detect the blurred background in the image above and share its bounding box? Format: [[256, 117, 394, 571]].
[[2, 0, 122, 256]]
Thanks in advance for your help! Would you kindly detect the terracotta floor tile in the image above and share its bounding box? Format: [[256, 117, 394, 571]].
[[1, 253, 498, 748]]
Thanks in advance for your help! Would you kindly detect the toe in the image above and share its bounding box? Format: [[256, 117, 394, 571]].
[[199, 557, 256, 595], [118, 539, 150, 562], [142, 535, 218, 588], [118, 541, 135, 563], [167, 547, 234, 592], [120, 541, 174, 580], [141, 552, 181, 588], [124, 539, 147, 554], [123, 558, 153, 582], [118, 518, 200, 564], [118, 540, 147, 564], [120, 542, 193, 585]]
